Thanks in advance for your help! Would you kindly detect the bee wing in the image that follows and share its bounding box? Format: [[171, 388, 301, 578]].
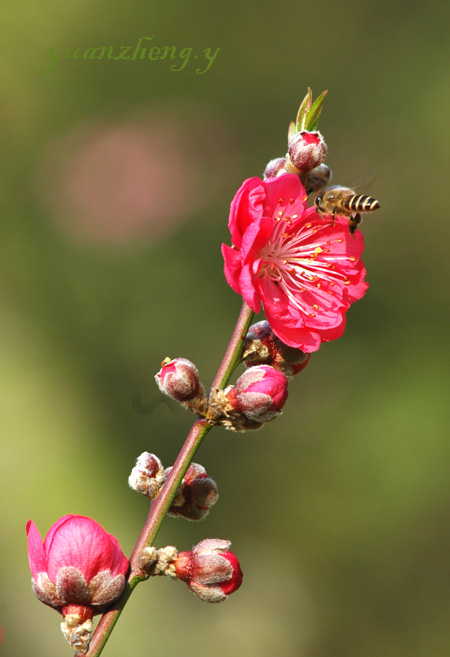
[[348, 171, 377, 194]]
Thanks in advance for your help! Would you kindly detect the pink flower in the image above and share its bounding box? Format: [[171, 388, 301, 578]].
[[222, 175, 368, 352], [174, 538, 243, 603], [26, 515, 129, 616]]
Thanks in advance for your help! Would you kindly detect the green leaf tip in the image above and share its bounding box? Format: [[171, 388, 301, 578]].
[[294, 89, 328, 133], [287, 120, 297, 143]]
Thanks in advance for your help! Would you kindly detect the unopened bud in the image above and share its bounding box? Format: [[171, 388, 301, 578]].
[[174, 538, 243, 603], [302, 163, 332, 194], [155, 357, 200, 401], [263, 157, 287, 180], [243, 320, 310, 377], [286, 130, 327, 175], [165, 463, 218, 521], [128, 452, 166, 499], [227, 365, 288, 423], [155, 357, 207, 414]]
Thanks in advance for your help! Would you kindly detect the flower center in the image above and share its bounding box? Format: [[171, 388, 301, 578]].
[[258, 211, 350, 318]]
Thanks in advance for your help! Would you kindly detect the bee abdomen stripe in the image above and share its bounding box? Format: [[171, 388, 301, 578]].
[[366, 197, 380, 210], [345, 195, 380, 212]]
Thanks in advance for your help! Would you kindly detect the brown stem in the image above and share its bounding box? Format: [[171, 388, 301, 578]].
[[129, 418, 212, 573], [86, 301, 254, 657], [211, 300, 254, 390]]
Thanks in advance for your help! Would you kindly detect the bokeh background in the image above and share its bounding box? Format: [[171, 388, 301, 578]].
[[1, 1, 449, 656]]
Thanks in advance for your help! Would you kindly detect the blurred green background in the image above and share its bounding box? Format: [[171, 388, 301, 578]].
[[1, 1, 449, 656]]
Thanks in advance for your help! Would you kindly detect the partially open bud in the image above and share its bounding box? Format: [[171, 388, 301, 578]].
[[155, 357, 207, 414], [243, 320, 310, 377], [128, 452, 166, 499], [263, 156, 287, 180], [165, 463, 218, 521], [227, 365, 289, 423], [26, 515, 129, 652], [174, 539, 243, 603], [286, 130, 327, 175]]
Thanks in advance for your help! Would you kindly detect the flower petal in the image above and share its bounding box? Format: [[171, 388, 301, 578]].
[[261, 173, 307, 218], [228, 177, 265, 248], [238, 263, 260, 313], [107, 533, 130, 577], [45, 516, 115, 583], [43, 514, 76, 555], [222, 244, 244, 296], [26, 520, 47, 579]]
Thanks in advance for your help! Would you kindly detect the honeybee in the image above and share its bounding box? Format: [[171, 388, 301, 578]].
[[314, 185, 380, 235]]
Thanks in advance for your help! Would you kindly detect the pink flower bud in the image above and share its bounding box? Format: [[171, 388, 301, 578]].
[[287, 130, 327, 174], [174, 538, 243, 603], [263, 157, 287, 180], [26, 515, 129, 619], [165, 463, 218, 521], [244, 320, 310, 377], [128, 452, 166, 499], [228, 365, 289, 423], [155, 357, 201, 401]]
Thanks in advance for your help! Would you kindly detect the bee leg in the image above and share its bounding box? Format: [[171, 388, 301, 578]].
[[349, 213, 361, 238]]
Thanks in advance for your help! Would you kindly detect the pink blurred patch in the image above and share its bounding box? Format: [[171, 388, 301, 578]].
[[36, 106, 235, 246]]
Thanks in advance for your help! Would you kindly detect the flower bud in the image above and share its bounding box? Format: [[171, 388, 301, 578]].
[[302, 163, 332, 194], [165, 463, 218, 521], [174, 539, 243, 603], [286, 130, 327, 175], [227, 365, 288, 423], [26, 515, 129, 651], [243, 320, 310, 377], [155, 357, 207, 414], [155, 357, 200, 401], [128, 452, 166, 499], [263, 157, 287, 180]]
